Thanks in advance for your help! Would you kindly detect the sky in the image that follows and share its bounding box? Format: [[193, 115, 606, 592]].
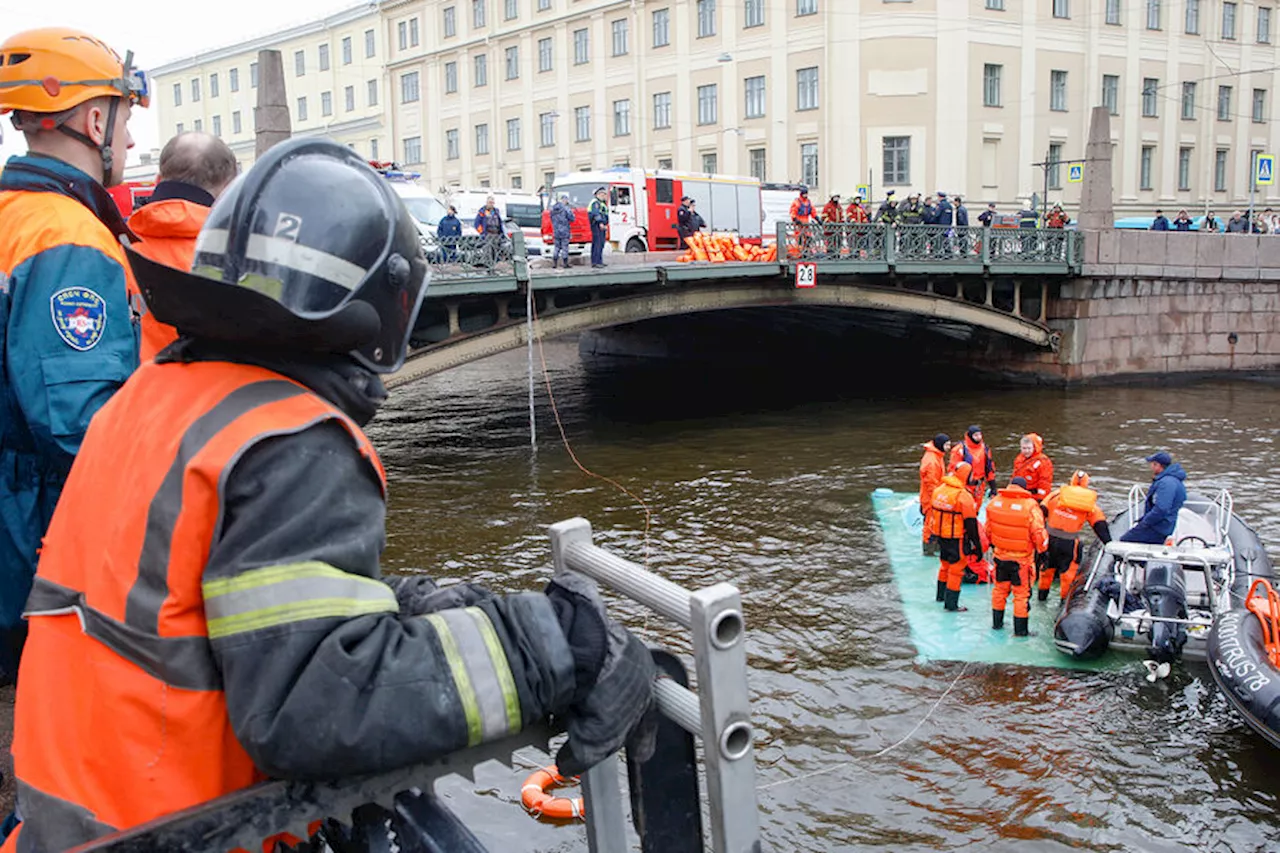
[[0, 0, 363, 164]]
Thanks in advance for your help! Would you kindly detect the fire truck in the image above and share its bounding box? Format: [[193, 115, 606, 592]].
[[107, 180, 156, 220], [540, 167, 763, 255]]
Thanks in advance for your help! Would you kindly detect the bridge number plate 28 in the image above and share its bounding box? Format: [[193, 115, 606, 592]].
[[795, 262, 817, 289]]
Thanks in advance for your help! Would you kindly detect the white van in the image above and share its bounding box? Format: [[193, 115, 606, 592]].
[[389, 181, 448, 247], [447, 188, 546, 255]]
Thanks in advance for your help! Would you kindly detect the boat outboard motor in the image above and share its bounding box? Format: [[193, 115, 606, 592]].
[[1054, 584, 1115, 660], [1143, 560, 1188, 664]]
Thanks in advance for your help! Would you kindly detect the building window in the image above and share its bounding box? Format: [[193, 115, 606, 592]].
[[445, 129, 459, 159], [473, 0, 486, 28], [405, 136, 423, 164], [612, 19, 629, 55], [653, 8, 671, 47], [193, 119, 202, 132], [1253, 88, 1268, 123], [294, 50, 305, 76], [321, 91, 332, 117], [1053, 0, 1069, 19], [410, 18, 420, 47], [1050, 70, 1067, 111], [1047, 143, 1063, 189], [506, 0, 518, 20], [745, 0, 764, 27], [444, 6, 457, 37], [232, 111, 242, 134], [172, 82, 182, 106], [297, 96, 308, 121], [574, 28, 589, 64], [983, 64, 1001, 107], [1181, 82, 1196, 119], [543, 171, 556, 192], [365, 28, 376, 57], [474, 53, 488, 86], [1146, 0, 1161, 29], [345, 85, 355, 112], [475, 123, 489, 155], [212, 114, 222, 137], [398, 21, 407, 50], [883, 136, 910, 185], [697, 83, 718, 124], [250, 62, 259, 88], [985, 0, 1004, 8], [342, 36, 352, 65], [1142, 78, 1159, 116], [1178, 147, 1193, 190], [1105, 0, 1121, 24], [367, 79, 379, 106], [1140, 145, 1154, 190], [1260, 7, 1273, 43], [1102, 74, 1119, 115], [319, 44, 330, 71], [798, 0, 817, 15], [745, 75, 765, 118], [210, 73, 219, 98], [445, 62, 458, 93], [653, 91, 672, 128], [702, 151, 718, 173], [1186, 0, 1200, 34], [575, 105, 591, 141], [1215, 148, 1229, 191], [539, 0, 551, 10], [613, 99, 631, 135], [1223, 2, 1237, 38], [538, 38, 553, 72], [229, 67, 239, 92], [371, 138, 379, 160], [801, 142, 818, 188], [697, 0, 716, 38], [506, 46, 519, 79], [401, 72, 420, 104], [1218, 85, 1232, 121], [749, 147, 766, 180], [512, 176, 522, 189], [191, 77, 201, 102], [796, 67, 819, 111], [540, 112, 556, 146], [507, 117, 521, 150]]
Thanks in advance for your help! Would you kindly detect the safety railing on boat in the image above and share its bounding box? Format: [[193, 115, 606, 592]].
[[1126, 486, 1234, 548], [71, 518, 760, 853]]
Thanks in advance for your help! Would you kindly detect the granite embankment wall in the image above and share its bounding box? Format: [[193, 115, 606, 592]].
[[985, 231, 1280, 382]]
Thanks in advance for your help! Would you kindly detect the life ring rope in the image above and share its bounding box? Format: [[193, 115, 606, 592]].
[[520, 764, 586, 822]]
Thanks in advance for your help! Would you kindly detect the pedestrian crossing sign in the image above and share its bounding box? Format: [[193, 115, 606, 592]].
[[856, 184, 870, 200], [1067, 164, 1084, 184], [1257, 154, 1275, 186]]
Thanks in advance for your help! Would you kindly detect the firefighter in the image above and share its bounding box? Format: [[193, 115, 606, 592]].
[[822, 193, 844, 257], [985, 477, 1049, 636], [0, 27, 148, 684], [926, 461, 982, 612], [1042, 471, 1112, 602], [1010, 432, 1054, 502], [1, 140, 657, 851], [919, 433, 950, 555]]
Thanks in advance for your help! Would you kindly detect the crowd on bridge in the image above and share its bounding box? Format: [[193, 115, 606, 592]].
[[919, 429, 1187, 638]]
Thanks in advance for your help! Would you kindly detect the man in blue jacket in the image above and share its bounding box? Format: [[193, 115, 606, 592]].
[[1120, 451, 1187, 544]]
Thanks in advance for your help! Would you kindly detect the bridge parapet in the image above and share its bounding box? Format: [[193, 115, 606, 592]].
[[1079, 229, 1280, 282]]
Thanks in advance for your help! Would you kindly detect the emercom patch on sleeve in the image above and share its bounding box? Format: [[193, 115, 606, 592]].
[[50, 286, 107, 351]]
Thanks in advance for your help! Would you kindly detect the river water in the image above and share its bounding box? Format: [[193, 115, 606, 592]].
[[368, 338, 1280, 853]]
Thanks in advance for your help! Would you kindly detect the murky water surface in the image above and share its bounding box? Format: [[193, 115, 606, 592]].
[[368, 340, 1280, 852]]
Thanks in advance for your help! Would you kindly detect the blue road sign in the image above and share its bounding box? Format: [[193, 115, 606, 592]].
[[1256, 154, 1275, 186]]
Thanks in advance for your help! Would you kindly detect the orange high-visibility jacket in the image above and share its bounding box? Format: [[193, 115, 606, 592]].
[[919, 443, 947, 515], [129, 197, 209, 361], [984, 486, 1049, 560], [927, 474, 978, 540], [1043, 484, 1107, 539], [1010, 434, 1053, 501]]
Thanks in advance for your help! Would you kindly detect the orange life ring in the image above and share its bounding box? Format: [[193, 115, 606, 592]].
[[521, 765, 585, 821]]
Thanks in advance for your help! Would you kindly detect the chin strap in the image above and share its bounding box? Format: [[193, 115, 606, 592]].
[[14, 97, 121, 185]]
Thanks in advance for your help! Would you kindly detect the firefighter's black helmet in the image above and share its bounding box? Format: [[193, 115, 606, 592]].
[[127, 137, 429, 373]]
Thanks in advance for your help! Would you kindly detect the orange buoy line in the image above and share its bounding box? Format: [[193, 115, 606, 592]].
[[520, 765, 586, 821]]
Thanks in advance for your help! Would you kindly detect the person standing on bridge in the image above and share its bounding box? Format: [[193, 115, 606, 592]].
[[875, 190, 897, 224], [589, 186, 610, 268], [676, 195, 694, 249], [549, 192, 574, 269], [926, 461, 982, 613], [1041, 470, 1112, 602], [1149, 209, 1171, 231], [1, 139, 657, 851], [822, 193, 844, 256], [919, 433, 950, 556], [986, 476, 1049, 636]]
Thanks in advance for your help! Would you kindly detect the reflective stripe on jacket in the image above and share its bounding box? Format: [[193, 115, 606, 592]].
[[984, 486, 1048, 560]]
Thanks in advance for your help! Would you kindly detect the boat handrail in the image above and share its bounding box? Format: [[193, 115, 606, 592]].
[[1104, 541, 1234, 567], [1127, 483, 1147, 530]]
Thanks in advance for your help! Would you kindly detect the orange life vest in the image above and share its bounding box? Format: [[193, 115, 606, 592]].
[[951, 440, 994, 500], [927, 475, 975, 540], [986, 487, 1048, 559], [1044, 484, 1103, 539], [5, 359, 385, 851]]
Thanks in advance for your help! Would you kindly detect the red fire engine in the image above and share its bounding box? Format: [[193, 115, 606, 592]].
[[107, 180, 156, 221]]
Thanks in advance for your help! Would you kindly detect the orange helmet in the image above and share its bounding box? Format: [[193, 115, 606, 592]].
[[0, 28, 149, 116], [1070, 470, 1090, 488]]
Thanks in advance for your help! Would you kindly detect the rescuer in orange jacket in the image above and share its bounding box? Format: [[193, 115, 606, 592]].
[[919, 433, 950, 555], [984, 477, 1049, 636], [846, 197, 870, 223], [1041, 470, 1112, 602], [950, 425, 996, 508], [129, 131, 238, 361], [822, 194, 843, 223], [1, 140, 658, 852], [926, 461, 982, 612], [1010, 433, 1054, 502], [790, 187, 815, 224]]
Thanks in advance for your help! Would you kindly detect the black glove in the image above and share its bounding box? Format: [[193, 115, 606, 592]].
[[1093, 519, 1113, 545], [385, 575, 494, 617], [546, 573, 658, 777], [962, 518, 982, 558], [987, 481, 998, 499]]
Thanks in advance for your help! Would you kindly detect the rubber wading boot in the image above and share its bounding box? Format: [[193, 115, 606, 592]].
[[1037, 588, 1050, 602], [1014, 616, 1034, 637], [936, 580, 947, 602], [992, 609, 1005, 630], [943, 588, 968, 612]]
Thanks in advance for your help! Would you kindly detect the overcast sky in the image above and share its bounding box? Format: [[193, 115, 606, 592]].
[[0, 0, 361, 164]]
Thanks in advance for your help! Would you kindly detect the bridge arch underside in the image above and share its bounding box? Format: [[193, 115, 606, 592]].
[[388, 278, 1057, 389]]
